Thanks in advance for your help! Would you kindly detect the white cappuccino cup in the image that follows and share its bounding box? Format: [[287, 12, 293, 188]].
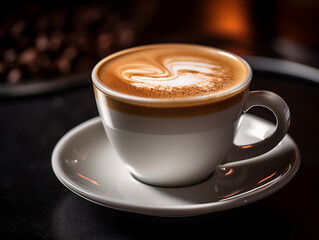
[[92, 44, 290, 187]]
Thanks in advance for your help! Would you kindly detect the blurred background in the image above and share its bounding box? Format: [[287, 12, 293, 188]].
[[1, 0, 318, 90], [1, 1, 319, 238]]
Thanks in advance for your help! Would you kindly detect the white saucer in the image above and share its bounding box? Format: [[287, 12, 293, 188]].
[[52, 114, 300, 217]]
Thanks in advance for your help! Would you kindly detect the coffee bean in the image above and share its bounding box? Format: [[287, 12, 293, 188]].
[[1, 2, 136, 83], [50, 31, 64, 52], [4, 49, 17, 63], [82, 8, 104, 26], [36, 35, 49, 52], [63, 47, 77, 60], [97, 33, 113, 50], [57, 57, 71, 74], [10, 20, 26, 36], [116, 25, 135, 47], [19, 48, 38, 65], [7, 68, 22, 84]]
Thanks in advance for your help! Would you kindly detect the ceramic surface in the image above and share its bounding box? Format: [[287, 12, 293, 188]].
[[92, 45, 290, 187], [52, 114, 300, 217]]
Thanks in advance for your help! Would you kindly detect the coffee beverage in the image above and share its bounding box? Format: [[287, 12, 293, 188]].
[[96, 44, 248, 98], [92, 44, 290, 187]]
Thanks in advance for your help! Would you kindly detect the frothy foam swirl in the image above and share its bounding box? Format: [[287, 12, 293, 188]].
[[97, 45, 246, 98], [121, 58, 227, 90], [120, 57, 229, 91]]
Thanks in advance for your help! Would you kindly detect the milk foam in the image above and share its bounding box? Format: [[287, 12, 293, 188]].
[[97, 45, 246, 98], [121, 57, 228, 90]]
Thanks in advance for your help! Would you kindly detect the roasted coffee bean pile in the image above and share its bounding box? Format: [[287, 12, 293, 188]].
[[0, 3, 135, 84]]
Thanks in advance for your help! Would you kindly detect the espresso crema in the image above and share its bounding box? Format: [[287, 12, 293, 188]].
[[97, 44, 248, 98]]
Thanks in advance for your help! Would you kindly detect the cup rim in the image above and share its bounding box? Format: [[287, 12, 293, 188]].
[[91, 43, 252, 107]]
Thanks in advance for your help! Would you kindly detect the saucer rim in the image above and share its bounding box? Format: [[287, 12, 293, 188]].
[[52, 116, 300, 217]]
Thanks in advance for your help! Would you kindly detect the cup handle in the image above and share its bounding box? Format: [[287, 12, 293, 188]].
[[225, 90, 291, 162]]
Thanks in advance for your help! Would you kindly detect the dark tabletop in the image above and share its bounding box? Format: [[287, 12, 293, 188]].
[[1, 67, 319, 239], [1, 0, 319, 238]]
